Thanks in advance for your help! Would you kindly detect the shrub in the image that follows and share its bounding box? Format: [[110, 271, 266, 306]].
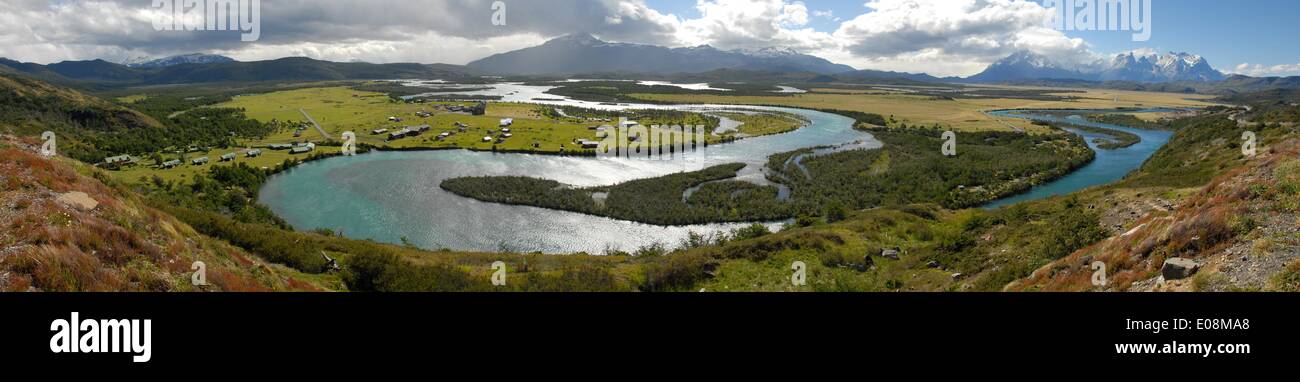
[[641, 251, 713, 292], [732, 223, 771, 241], [1272, 261, 1300, 292]]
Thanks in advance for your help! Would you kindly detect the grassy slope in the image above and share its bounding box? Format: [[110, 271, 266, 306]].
[[0, 139, 336, 291]]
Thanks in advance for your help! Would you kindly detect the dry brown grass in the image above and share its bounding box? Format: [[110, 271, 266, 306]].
[[0, 145, 334, 292], [1014, 139, 1300, 291]]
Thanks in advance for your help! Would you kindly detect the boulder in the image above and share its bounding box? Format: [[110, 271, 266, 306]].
[[1161, 258, 1201, 280], [881, 248, 901, 260], [56, 191, 98, 212]]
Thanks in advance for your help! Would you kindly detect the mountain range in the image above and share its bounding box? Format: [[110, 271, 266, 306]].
[[0, 56, 479, 88], [466, 33, 855, 75], [1, 34, 1296, 94], [123, 53, 236, 69], [967, 50, 1226, 83]]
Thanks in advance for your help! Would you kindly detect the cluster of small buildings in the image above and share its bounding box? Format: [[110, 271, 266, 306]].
[[157, 146, 269, 169], [290, 142, 316, 154], [437, 101, 487, 115], [100, 154, 135, 169], [386, 125, 431, 141], [269, 142, 315, 154], [574, 139, 601, 149], [103, 145, 268, 171]]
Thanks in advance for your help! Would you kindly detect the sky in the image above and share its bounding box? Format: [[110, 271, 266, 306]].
[[0, 0, 1296, 77]]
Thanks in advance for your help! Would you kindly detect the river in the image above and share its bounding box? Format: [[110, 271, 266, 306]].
[[259, 82, 1177, 253]]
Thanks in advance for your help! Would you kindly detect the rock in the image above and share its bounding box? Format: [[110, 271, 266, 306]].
[[926, 261, 940, 269], [881, 248, 901, 260], [856, 255, 874, 272], [56, 191, 98, 212], [951, 273, 963, 280], [1161, 257, 1201, 280]]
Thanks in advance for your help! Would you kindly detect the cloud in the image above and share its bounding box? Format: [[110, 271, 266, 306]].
[[0, 0, 1212, 78], [1228, 62, 1300, 77], [672, 0, 835, 52], [0, 0, 683, 64], [811, 10, 835, 20], [829, 0, 1096, 76]]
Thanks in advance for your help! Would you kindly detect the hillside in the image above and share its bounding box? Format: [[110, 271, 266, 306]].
[[0, 72, 169, 163], [0, 136, 335, 291], [1011, 106, 1300, 291], [649, 100, 1299, 292]]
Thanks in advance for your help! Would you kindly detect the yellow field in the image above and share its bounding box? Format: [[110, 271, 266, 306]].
[[634, 85, 1220, 132]]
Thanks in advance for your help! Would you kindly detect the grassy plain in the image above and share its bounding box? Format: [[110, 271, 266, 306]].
[[633, 86, 1220, 133], [217, 86, 599, 149]]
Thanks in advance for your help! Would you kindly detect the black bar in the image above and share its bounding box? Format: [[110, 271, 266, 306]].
[[0, 293, 1290, 369]]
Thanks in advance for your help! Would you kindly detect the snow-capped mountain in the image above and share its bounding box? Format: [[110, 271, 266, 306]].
[[125, 53, 236, 69], [1100, 51, 1224, 82], [969, 50, 1226, 83], [966, 51, 1096, 83], [466, 34, 856, 75]]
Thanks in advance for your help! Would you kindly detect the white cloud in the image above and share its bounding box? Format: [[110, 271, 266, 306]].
[[1228, 62, 1300, 77], [828, 0, 1096, 76], [0, 0, 683, 64], [0, 0, 1238, 79]]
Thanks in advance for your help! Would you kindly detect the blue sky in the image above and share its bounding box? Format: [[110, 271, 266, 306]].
[[645, 0, 1300, 76]]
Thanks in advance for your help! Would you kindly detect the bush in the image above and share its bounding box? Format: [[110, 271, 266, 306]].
[[732, 224, 771, 241], [641, 252, 713, 292], [342, 251, 484, 292]]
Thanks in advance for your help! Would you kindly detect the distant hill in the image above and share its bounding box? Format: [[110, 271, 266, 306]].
[[0, 72, 165, 162], [836, 68, 954, 83], [0, 57, 479, 87], [125, 53, 236, 69], [467, 34, 856, 75]]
